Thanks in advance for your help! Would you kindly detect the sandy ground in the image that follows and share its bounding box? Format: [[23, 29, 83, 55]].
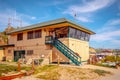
[[12, 64, 120, 80]]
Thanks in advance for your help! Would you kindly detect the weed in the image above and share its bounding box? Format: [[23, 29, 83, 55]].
[[93, 69, 111, 76]]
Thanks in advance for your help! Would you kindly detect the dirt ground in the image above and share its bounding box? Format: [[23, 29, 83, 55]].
[[13, 64, 117, 80]]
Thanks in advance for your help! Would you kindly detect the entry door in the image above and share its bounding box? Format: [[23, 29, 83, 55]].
[[14, 50, 25, 62]]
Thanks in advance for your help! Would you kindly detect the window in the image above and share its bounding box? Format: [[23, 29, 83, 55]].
[[35, 30, 41, 38], [81, 32, 85, 40], [75, 30, 82, 39], [69, 27, 76, 38], [27, 50, 33, 55], [17, 33, 23, 41], [85, 33, 90, 41], [8, 50, 11, 53], [27, 31, 33, 39]]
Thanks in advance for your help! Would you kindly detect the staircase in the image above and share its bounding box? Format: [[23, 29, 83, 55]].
[[52, 39, 81, 65]]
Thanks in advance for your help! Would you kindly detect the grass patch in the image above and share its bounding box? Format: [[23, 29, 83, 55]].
[[95, 63, 115, 68], [34, 65, 58, 74], [93, 69, 111, 76], [37, 71, 60, 80], [0, 64, 31, 76], [35, 65, 59, 80]]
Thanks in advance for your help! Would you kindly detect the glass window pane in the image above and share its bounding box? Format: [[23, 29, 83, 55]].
[[81, 32, 85, 40], [17, 33, 23, 41], [84, 33, 90, 41], [35, 30, 41, 38], [27, 31, 33, 39], [69, 27, 76, 38], [76, 30, 81, 39]]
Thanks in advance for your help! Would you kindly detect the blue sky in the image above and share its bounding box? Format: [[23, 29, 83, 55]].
[[0, 0, 120, 49]]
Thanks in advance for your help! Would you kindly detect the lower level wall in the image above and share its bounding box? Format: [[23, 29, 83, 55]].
[[0, 49, 4, 61], [5, 45, 52, 62], [68, 38, 89, 62]]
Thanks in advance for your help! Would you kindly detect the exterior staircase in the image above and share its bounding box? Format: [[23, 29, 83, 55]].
[[52, 39, 81, 65]]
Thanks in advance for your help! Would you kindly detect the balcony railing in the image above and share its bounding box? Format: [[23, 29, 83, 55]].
[[45, 36, 53, 44]]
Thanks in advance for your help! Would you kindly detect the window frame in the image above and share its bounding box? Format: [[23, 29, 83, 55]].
[[35, 30, 41, 38], [27, 50, 33, 55], [27, 31, 34, 39], [17, 33, 23, 41]]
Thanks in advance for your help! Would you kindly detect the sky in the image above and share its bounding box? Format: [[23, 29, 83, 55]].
[[0, 0, 120, 49]]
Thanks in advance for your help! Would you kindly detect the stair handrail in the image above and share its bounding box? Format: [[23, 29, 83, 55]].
[[54, 39, 81, 59]]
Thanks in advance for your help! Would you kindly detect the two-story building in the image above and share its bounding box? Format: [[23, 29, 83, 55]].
[[1, 18, 95, 65]]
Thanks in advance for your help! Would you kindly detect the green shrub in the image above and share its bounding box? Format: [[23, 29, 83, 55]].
[[93, 69, 111, 76], [39, 59, 43, 64]]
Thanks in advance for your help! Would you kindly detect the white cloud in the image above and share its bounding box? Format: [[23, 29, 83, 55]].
[[69, 0, 115, 13], [91, 30, 120, 41], [76, 16, 92, 22], [64, 0, 116, 22], [38, 0, 73, 6], [31, 16, 36, 20], [108, 19, 120, 26], [97, 19, 120, 32], [112, 40, 120, 45], [91, 18, 120, 48]]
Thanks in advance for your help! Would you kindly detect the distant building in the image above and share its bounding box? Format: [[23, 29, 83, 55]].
[[96, 49, 113, 59]]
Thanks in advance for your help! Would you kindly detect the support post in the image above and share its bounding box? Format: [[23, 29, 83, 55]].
[[32, 59, 35, 70], [18, 59, 21, 72], [57, 56, 60, 66]]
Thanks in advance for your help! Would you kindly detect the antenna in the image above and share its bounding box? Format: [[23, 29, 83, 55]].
[[8, 17, 11, 28], [72, 10, 77, 22], [8, 17, 22, 27]]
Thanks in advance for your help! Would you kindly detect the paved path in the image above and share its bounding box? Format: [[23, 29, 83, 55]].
[[80, 65, 120, 80], [13, 75, 42, 80]]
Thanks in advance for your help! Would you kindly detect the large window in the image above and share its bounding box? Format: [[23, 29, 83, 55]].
[[69, 27, 90, 41], [27, 31, 33, 39], [17, 33, 23, 41], [35, 30, 41, 38]]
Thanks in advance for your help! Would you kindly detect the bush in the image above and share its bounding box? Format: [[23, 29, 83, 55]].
[[101, 56, 120, 62]]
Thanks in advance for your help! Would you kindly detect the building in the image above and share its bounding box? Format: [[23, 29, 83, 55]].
[[96, 49, 114, 59], [0, 18, 95, 65]]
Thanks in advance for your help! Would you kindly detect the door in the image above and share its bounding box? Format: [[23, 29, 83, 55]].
[[14, 50, 25, 62]]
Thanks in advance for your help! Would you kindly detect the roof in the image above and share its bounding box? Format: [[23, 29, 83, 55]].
[[7, 18, 95, 34], [0, 44, 15, 48]]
